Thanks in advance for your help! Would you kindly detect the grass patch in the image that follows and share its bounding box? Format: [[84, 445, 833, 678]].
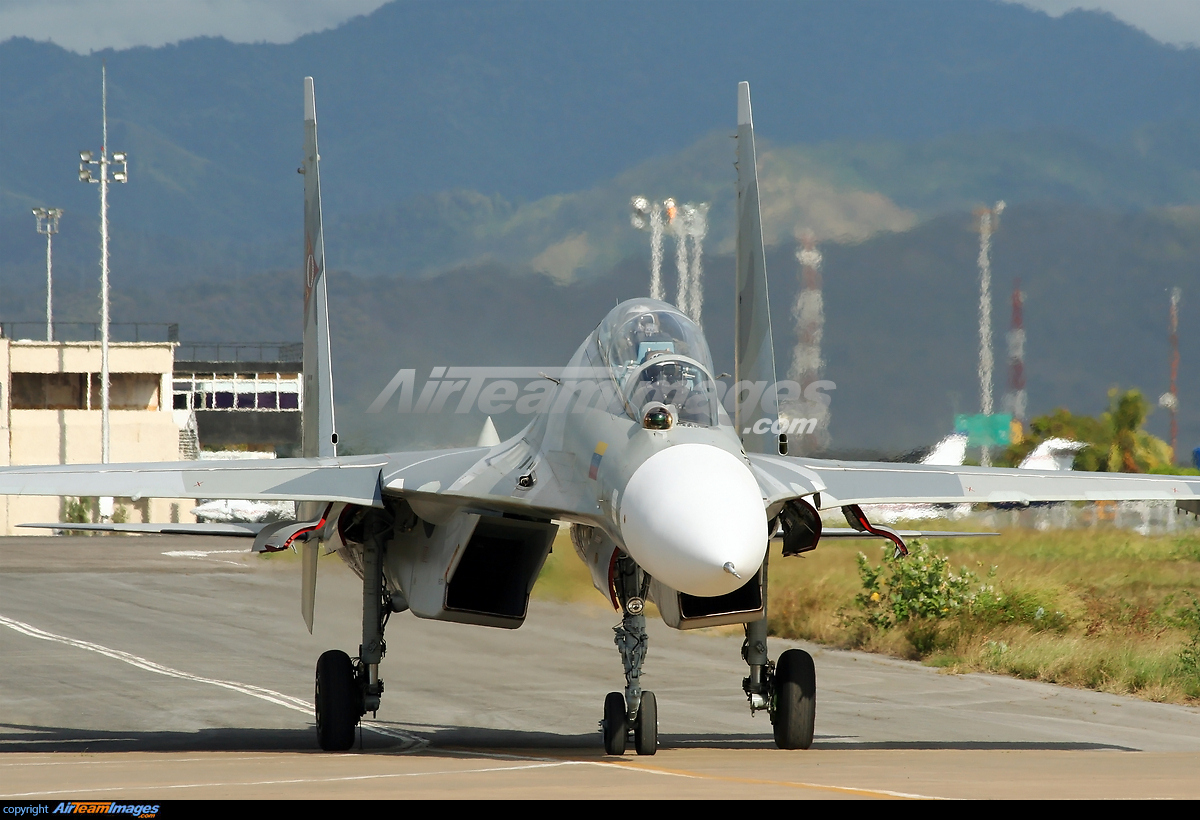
[[769, 526, 1200, 703], [532, 529, 607, 603], [489, 522, 1200, 703]]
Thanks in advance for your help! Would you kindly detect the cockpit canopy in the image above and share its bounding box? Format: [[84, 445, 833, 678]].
[[598, 300, 714, 374], [597, 300, 719, 426]]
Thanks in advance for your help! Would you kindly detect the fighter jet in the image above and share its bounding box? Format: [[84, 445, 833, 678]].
[[7, 80, 1200, 756]]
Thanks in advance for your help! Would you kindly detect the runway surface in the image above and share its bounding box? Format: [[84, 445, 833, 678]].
[[2, 536, 1200, 799]]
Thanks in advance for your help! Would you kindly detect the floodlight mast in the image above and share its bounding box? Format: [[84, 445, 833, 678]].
[[975, 200, 1004, 466], [78, 62, 128, 477], [31, 207, 63, 342]]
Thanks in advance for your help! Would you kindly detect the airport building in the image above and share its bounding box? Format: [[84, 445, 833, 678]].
[[0, 327, 302, 534], [0, 334, 181, 533], [171, 341, 303, 457]]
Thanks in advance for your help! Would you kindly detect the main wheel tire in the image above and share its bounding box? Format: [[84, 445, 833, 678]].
[[315, 649, 359, 751], [634, 690, 657, 756], [603, 691, 628, 755], [772, 648, 816, 750]]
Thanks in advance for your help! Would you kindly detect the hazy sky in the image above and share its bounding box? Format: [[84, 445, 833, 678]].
[[1008, 1, 1200, 46], [2, 1, 1200, 54], [0, 0, 390, 53]]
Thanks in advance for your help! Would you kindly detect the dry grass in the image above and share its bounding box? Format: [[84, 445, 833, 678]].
[[533, 529, 612, 604], [769, 525, 1200, 703]]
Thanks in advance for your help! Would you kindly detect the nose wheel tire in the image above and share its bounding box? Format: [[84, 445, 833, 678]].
[[315, 649, 360, 752], [634, 690, 657, 755], [603, 691, 628, 755], [771, 648, 816, 750]]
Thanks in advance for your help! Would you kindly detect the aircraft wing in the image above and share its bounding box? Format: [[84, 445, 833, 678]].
[[817, 528, 996, 539], [0, 443, 606, 529], [18, 522, 266, 537], [0, 454, 391, 507], [749, 452, 1200, 508]]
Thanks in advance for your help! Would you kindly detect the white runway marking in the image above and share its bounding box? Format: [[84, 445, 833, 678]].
[[0, 613, 424, 750], [0, 738, 136, 745], [0, 762, 615, 798], [0, 755, 285, 769], [0, 756, 938, 799], [0, 613, 935, 798]]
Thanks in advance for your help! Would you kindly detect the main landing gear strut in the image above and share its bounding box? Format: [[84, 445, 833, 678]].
[[602, 554, 657, 755], [742, 617, 816, 749], [742, 544, 816, 750], [315, 517, 394, 751]]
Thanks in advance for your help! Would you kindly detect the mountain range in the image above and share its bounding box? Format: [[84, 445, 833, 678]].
[[2, 0, 1199, 454]]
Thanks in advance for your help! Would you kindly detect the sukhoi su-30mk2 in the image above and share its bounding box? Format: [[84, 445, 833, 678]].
[[7, 79, 1200, 754]]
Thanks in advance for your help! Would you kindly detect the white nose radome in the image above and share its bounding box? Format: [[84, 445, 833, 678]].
[[619, 443, 768, 597]]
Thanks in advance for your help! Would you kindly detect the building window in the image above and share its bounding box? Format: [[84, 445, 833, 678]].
[[11, 373, 87, 410]]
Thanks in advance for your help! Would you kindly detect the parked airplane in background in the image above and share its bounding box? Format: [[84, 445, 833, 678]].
[[191, 498, 293, 523], [7, 81, 1200, 755], [922, 433, 969, 467], [1019, 439, 1088, 471]]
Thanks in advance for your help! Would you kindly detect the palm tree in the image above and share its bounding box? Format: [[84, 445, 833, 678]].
[[1103, 388, 1171, 473]]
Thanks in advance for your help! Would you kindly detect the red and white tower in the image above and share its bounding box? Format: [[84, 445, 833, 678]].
[[1160, 287, 1181, 462], [1003, 279, 1026, 436], [781, 234, 829, 451]]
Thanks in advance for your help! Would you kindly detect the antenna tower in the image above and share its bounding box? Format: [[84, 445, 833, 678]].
[[1168, 287, 1181, 461], [1004, 279, 1026, 436], [781, 234, 829, 451]]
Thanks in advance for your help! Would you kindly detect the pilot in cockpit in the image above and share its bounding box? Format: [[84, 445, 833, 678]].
[[629, 357, 714, 425], [632, 313, 675, 364], [600, 303, 719, 426]]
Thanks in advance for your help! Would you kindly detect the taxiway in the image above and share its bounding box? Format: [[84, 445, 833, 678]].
[[1, 537, 1198, 799]]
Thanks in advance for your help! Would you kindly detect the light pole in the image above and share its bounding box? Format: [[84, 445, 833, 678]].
[[630, 196, 708, 324], [31, 207, 63, 341], [631, 197, 665, 300], [78, 62, 128, 473]]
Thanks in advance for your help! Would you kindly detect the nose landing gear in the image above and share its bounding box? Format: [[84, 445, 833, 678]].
[[601, 554, 658, 755]]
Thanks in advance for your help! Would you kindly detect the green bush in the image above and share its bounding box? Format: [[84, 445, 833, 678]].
[[1171, 594, 1200, 695], [854, 543, 1068, 646], [63, 497, 93, 524], [1173, 536, 1200, 563], [855, 542, 977, 629], [971, 581, 1068, 632]]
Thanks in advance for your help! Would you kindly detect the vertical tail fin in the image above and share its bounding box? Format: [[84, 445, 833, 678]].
[[302, 77, 338, 459], [734, 81, 780, 454]]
